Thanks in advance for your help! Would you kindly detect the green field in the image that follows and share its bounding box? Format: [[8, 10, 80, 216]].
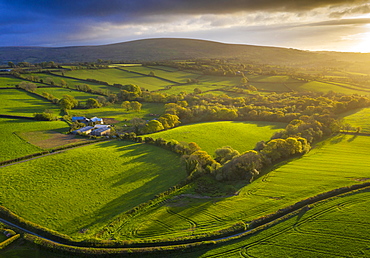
[[122, 66, 199, 83], [59, 69, 172, 91], [0, 75, 32, 88], [342, 107, 370, 133], [0, 89, 60, 117], [30, 73, 121, 94], [35, 87, 103, 103], [100, 134, 370, 241], [183, 188, 370, 257], [0, 118, 68, 162], [70, 102, 165, 126], [0, 140, 186, 239], [149, 121, 286, 154]]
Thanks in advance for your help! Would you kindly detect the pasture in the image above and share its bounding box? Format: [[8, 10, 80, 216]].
[[70, 102, 165, 126], [122, 66, 199, 84], [342, 107, 370, 133], [99, 134, 370, 241], [30, 73, 121, 94], [0, 75, 30, 88], [184, 187, 370, 258], [0, 118, 68, 162], [35, 87, 103, 103], [59, 69, 172, 91], [0, 89, 60, 117], [148, 121, 286, 154], [0, 140, 186, 239]]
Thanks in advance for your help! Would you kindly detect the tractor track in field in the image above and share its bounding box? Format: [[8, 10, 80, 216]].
[[0, 184, 369, 256]]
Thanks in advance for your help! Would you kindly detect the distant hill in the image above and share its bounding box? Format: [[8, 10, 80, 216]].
[[1, 38, 370, 70]]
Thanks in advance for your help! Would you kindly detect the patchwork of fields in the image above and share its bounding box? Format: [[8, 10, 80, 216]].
[[1, 65, 370, 256], [98, 134, 370, 241], [149, 121, 286, 154]]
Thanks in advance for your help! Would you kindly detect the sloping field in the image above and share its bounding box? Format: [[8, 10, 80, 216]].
[[0, 140, 186, 239], [184, 188, 370, 258], [149, 121, 286, 154], [0, 89, 60, 117], [70, 102, 165, 126], [100, 134, 370, 241], [342, 107, 370, 133], [122, 66, 199, 84], [35, 87, 102, 103], [0, 75, 30, 88], [60, 69, 171, 91], [0, 118, 68, 162], [31, 73, 120, 94]]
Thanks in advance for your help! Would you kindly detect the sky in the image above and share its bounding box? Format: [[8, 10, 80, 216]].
[[1, 0, 370, 52]]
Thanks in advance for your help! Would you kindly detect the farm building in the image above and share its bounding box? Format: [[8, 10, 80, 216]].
[[72, 116, 88, 123], [90, 127, 111, 136], [90, 117, 104, 124], [72, 126, 94, 135]]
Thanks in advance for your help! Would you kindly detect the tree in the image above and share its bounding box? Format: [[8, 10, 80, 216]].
[[215, 146, 240, 164], [8, 61, 15, 68], [121, 101, 131, 111], [131, 101, 142, 112], [158, 113, 180, 129], [59, 95, 78, 110], [86, 98, 102, 108], [18, 81, 37, 92], [130, 117, 146, 134], [142, 120, 164, 134]]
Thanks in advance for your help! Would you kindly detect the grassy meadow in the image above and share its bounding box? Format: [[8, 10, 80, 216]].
[[70, 102, 165, 126], [0, 140, 186, 239], [34, 87, 103, 103], [122, 66, 199, 84], [149, 121, 286, 154], [99, 134, 370, 241], [182, 187, 370, 258], [32, 73, 121, 93], [342, 107, 370, 133], [0, 89, 60, 117], [59, 69, 172, 91], [0, 118, 68, 162], [0, 75, 31, 88]]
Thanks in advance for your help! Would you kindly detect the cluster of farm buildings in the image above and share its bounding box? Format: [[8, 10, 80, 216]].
[[71, 116, 111, 136]]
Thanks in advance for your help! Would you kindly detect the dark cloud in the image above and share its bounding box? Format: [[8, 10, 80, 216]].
[[4, 0, 370, 19]]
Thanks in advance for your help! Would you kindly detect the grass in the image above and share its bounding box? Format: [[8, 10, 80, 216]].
[[148, 121, 286, 155], [30, 73, 121, 94], [0, 118, 68, 162], [59, 69, 172, 91], [0, 89, 60, 117], [122, 66, 199, 83], [182, 187, 370, 258], [341, 107, 370, 133], [0, 75, 31, 88], [34, 87, 103, 103], [0, 140, 186, 239], [102, 134, 370, 241], [70, 102, 165, 126]]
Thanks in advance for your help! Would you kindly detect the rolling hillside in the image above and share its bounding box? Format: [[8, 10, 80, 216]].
[[1, 38, 370, 69]]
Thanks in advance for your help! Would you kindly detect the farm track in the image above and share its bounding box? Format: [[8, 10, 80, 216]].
[[0, 185, 369, 255]]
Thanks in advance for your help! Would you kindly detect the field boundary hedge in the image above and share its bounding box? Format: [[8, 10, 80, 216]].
[[0, 234, 21, 250], [1, 182, 369, 256]]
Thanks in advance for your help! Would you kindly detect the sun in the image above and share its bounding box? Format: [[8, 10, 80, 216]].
[[348, 24, 370, 53]]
